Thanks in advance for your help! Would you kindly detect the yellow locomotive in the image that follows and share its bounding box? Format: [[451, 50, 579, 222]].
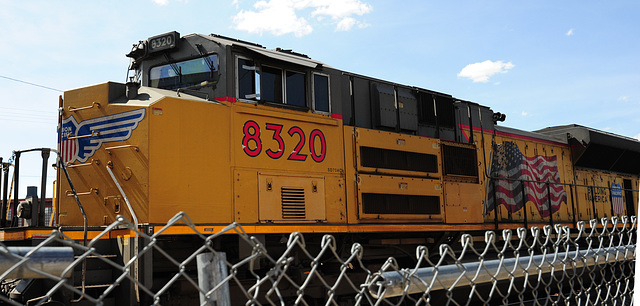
[[53, 32, 638, 232], [2, 31, 638, 304]]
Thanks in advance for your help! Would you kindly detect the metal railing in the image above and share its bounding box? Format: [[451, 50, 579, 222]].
[[0, 213, 635, 305], [487, 175, 639, 229]]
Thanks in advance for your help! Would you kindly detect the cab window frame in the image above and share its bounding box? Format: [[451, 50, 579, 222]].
[[236, 55, 312, 109], [149, 53, 219, 90], [312, 73, 330, 114], [260, 64, 284, 104], [284, 69, 307, 108], [236, 55, 259, 103]]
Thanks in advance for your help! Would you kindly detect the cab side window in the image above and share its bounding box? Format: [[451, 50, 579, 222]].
[[261, 66, 283, 103], [286, 71, 306, 107], [236, 57, 330, 112], [238, 58, 257, 100], [313, 74, 330, 113]]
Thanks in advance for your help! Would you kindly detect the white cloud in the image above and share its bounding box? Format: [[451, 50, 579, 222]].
[[457, 60, 515, 83], [566, 28, 574, 36], [310, 0, 371, 18], [634, 133, 640, 141], [358, 22, 370, 29], [521, 111, 528, 116], [232, 0, 372, 36], [336, 17, 356, 31], [233, 1, 313, 37], [618, 96, 629, 102]]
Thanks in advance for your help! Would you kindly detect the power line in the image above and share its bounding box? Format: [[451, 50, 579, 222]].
[[0, 106, 56, 114], [0, 75, 62, 92], [0, 117, 55, 125], [0, 111, 56, 119]]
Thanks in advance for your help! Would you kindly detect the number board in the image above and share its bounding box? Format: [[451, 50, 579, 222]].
[[241, 120, 327, 163], [147, 31, 179, 53]]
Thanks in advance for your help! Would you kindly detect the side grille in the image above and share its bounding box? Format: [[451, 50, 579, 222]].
[[362, 193, 440, 215], [281, 187, 305, 219], [360, 146, 438, 173], [442, 144, 478, 178]]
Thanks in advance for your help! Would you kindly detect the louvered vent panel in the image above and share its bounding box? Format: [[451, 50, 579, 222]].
[[281, 187, 305, 219]]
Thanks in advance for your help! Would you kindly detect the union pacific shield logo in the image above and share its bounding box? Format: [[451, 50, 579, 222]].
[[59, 108, 146, 163]]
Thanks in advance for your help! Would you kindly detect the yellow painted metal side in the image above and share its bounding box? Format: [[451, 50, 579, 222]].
[[258, 173, 326, 222], [234, 169, 259, 223], [343, 127, 359, 224], [344, 127, 449, 223], [59, 83, 150, 226], [354, 128, 442, 178], [58, 84, 639, 234], [148, 97, 232, 224], [356, 175, 444, 222], [574, 169, 638, 220], [230, 102, 346, 224], [443, 182, 484, 223]]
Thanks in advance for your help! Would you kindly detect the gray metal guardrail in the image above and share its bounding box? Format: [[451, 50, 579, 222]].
[[370, 245, 635, 298], [0, 247, 74, 279]]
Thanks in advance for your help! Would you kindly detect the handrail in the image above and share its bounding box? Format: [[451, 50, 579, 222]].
[[105, 145, 139, 152], [105, 164, 140, 300], [0, 247, 74, 279], [65, 188, 98, 197], [67, 102, 100, 112], [371, 244, 635, 298], [105, 166, 138, 227], [58, 157, 89, 303], [67, 130, 100, 140], [66, 159, 100, 168], [488, 175, 640, 192]]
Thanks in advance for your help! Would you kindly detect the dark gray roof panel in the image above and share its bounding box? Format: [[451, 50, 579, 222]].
[[536, 124, 640, 174], [495, 126, 568, 145]]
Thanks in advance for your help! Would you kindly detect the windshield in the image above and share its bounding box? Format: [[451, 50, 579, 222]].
[[150, 54, 218, 90]]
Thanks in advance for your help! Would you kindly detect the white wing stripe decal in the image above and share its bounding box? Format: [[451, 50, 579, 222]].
[[60, 108, 146, 163]]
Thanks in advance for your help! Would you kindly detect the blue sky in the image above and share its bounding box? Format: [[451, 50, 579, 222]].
[[0, 0, 639, 197]]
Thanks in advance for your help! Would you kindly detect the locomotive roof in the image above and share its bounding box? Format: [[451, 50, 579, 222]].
[[537, 124, 640, 174], [537, 124, 640, 145], [495, 125, 568, 145], [189, 33, 327, 69]]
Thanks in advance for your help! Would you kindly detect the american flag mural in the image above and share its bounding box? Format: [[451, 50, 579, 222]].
[[485, 141, 567, 218], [611, 183, 624, 215]]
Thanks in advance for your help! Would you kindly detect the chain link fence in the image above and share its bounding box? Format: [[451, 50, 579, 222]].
[[0, 213, 635, 305]]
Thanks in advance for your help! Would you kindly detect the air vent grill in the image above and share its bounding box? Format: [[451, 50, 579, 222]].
[[360, 146, 438, 173], [362, 193, 440, 215], [281, 187, 305, 219], [442, 143, 478, 180]]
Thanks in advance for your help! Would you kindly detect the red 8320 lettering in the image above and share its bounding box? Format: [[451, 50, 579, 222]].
[[242, 121, 326, 162], [241, 120, 262, 157]]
